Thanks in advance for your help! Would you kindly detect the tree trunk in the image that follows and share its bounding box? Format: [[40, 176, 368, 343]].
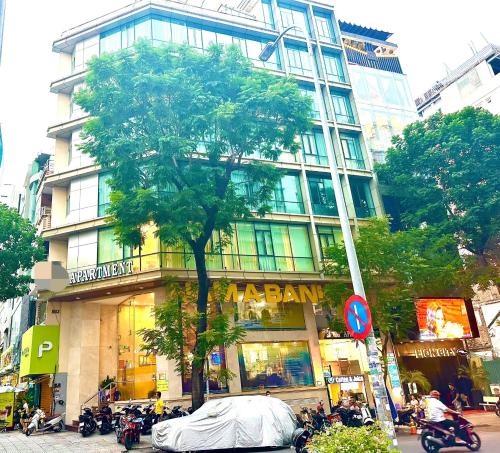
[[191, 244, 210, 411]]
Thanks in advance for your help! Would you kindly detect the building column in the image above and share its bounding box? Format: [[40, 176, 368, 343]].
[[303, 301, 326, 387]]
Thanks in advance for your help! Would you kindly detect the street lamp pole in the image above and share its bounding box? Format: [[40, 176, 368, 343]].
[[260, 26, 397, 445]]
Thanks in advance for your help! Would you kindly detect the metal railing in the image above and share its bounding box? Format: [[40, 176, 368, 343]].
[[80, 380, 116, 413]]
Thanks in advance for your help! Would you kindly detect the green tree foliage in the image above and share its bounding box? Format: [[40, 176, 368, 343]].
[[377, 107, 500, 280], [0, 204, 45, 301], [75, 41, 311, 409], [322, 217, 471, 379], [310, 423, 399, 453], [399, 369, 431, 394]]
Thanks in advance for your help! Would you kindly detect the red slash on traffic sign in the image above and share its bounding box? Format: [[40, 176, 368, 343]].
[[344, 295, 372, 340]]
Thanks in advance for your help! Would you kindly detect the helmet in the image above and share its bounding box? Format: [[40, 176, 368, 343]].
[[430, 390, 440, 398]]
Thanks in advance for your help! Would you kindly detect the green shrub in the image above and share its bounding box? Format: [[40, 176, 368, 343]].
[[309, 423, 399, 453]]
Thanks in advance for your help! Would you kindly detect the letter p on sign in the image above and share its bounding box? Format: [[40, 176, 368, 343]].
[[38, 341, 53, 358]]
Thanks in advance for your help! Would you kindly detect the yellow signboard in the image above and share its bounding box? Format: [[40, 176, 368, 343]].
[[0, 392, 14, 428], [157, 379, 169, 392]]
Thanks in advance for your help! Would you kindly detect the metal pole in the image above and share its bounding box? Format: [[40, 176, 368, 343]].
[[261, 25, 397, 446]]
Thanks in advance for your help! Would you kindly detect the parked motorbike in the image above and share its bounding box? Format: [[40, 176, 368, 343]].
[[25, 409, 65, 436], [116, 409, 143, 451], [170, 405, 189, 418], [415, 414, 481, 452], [96, 405, 114, 435], [396, 407, 415, 426], [495, 398, 500, 418], [140, 403, 156, 434], [292, 426, 313, 453], [79, 407, 97, 437]]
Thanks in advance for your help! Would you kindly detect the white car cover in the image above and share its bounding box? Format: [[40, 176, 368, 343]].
[[152, 395, 297, 451]]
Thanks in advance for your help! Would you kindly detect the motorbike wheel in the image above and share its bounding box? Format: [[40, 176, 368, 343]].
[[421, 432, 440, 453], [81, 428, 89, 437], [466, 432, 481, 451], [53, 421, 63, 433], [496, 408, 500, 418], [124, 433, 133, 451], [25, 427, 34, 436]]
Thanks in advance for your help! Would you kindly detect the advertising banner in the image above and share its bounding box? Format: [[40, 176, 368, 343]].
[[0, 392, 14, 428], [20, 325, 60, 377], [416, 298, 473, 340]]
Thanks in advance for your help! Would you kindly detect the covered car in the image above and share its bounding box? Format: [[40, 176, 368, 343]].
[[152, 395, 297, 451]]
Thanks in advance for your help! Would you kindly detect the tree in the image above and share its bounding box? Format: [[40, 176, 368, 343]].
[[76, 41, 311, 409], [377, 108, 500, 279], [139, 279, 245, 391], [0, 203, 45, 301], [322, 217, 472, 381]]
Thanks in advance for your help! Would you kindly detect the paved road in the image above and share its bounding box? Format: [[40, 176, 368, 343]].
[[0, 412, 497, 453]]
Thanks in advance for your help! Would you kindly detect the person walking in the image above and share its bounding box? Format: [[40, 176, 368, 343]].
[[20, 399, 31, 433], [155, 391, 164, 422]]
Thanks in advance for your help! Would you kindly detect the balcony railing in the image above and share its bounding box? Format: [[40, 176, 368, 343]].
[[36, 207, 52, 230], [68, 251, 316, 279]]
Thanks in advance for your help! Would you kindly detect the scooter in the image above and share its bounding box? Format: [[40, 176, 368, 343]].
[[116, 409, 143, 451], [96, 405, 114, 435], [79, 407, 97, 437], [140, 403, 156, 434], [25, 409, 65, 436], [416, 413, 481, 452], [292, 426, 313, 453]]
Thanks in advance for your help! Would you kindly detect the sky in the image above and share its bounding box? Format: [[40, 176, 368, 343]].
[[0, 0, 498, 187]]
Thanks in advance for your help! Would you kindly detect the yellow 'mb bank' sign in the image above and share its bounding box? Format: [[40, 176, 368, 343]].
[[20, 326, 60, 377]]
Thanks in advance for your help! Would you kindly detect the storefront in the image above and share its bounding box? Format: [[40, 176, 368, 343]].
[[46, 281, 328, 424], [325, 374, 368, 407]]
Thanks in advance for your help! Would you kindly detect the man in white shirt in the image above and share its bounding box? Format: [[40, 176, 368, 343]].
[[426, 390, 460, 431]]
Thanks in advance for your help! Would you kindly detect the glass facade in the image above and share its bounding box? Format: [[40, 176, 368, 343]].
[[300, 86, 321, 119], [314, 12, 336, 44], [72, 36, 99, 72], [331, 90, 355, 124], [117, 293, 157, 400], [323, 52, 346, 83], [98, 172, 112, 217], [66, 175, 98, 223], [339, 133, 365, 170], [317, 225, 342, 259], [67, 230, 98, 271], [301, 129, 328, 166], [70, 83, 86, 119], [286, 45, 312, 77], [308, 175, 338, 216], [279, 3, 310, 37], [69, 129, 94, 169], [238, 342, 314, 390], [349, 177, 376, 218]]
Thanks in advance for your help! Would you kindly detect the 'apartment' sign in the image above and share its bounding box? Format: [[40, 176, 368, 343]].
[[69, 260, 133, 284]]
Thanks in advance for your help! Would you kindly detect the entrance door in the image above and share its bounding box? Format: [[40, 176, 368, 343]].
[[117, 293, 156, 400]]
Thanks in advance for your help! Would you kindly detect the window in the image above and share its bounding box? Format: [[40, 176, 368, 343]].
[[308, 176, 338, 216], [98, 228, 123, 264], [317, 225, 342, 259], [272, 174, 304, 214], [70, 83, 86, 119], [286, 46, 312, 77], [323, 53, 346, 83], [69, 129, 94, 169], [182, 345, 228, 394], [67, 230, 98, 271], [235, 286, 306, 329], [246, 37, 281, 70], [349, 178, 376, 218], [66, 175, 98, 223], [340, 134, 365, 170], [300, 86, 321, 119], [331, 91, 355, 124], [238, 341, 314, 389], [72, 36, 99, 73], [301, 130, 328, 166], [98, 173, 112, 217], [134, 17, 152, 41], [100, 27, 122, 54], [315, 12, 336, 44], [254, 0, 275, 29], [279, 4, 310, 37]]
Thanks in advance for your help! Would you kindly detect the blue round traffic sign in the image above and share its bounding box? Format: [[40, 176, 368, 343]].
[[344, 295, 372, 340]]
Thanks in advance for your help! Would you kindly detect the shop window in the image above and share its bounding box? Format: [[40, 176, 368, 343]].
[[308, 175, 338, 216], [349, 177, 376, 218], [182, 346, 229, 394], [238, 341, 314, 390], [235, 287, 306, 330], [117, 294, 157, 400], [340, 134, 365, 170], [301, 129, 328, 166]]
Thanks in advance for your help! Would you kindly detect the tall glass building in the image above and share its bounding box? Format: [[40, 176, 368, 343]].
[[34, 0, 383, 423]]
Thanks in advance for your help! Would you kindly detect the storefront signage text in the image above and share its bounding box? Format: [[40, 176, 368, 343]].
[[206, 283, 325, 304], [69, 260, 133, 285], [396, 341, 460, 359], [413, 346, 458, 358], [326, 375, 364, 384]]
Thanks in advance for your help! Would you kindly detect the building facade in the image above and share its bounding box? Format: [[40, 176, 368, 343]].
[[415, 43, 500, 118], [338, 21, 418, 164], [36, 0, 386, 424]]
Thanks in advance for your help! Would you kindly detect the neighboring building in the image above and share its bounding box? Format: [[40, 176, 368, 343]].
[[0, 181, 19, 208], [415, 43, 500, 118], [0, 153, 50, 388], [339, 21, 418, 164], [36, 0, 386, 424]]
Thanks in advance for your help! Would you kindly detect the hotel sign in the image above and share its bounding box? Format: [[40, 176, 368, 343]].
[[69, 260, 133, 285]]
